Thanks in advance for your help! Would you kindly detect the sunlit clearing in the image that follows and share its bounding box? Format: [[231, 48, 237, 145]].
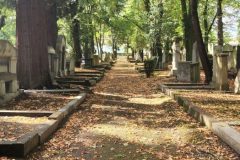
[[87, 119, 195, 146]]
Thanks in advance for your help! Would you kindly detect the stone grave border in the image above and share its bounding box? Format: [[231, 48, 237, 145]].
[[159, 83, 240, 154], [0, 90, 86, 157]]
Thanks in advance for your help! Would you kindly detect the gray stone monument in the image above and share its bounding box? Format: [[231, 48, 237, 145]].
[[177, 61, 200, 83], [192, 41, 199, 63], [177, 41, 200, 83], [214, 53, 229, 91], [171, 37, 181, 76], [212, 46, 223, 84], [92, 54, 100, 66], [56, 35, 67, 76], [0, 40, 19, 104]]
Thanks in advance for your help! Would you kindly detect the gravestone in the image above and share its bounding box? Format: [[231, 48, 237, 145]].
[[56, 35, 67, 76], [235, 70, 240, 94], [171, 37, 181, 76], [212, 46, 222, 84], [92, 55, 100, 66], [192, 42, 199, 63], [223, 44, 235, 71], [0, 40, 19, 104], [177, 61, 200, 83], [66, 56, 75, 75], [214, 53, 229, 91], [48, 46, 58, 79], [162, 52, 168, 69]]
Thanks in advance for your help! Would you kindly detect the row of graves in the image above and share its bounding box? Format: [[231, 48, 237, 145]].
[[0, 37, 116, 158], [145, 38, 240, 154]]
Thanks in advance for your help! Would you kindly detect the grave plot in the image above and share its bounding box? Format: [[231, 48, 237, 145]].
[[160, 85, 240, 154], [0, 116, 53, 157], [173, 90, 240, 121], [0, 90, 86, 157], [0, 92, 79, 111]]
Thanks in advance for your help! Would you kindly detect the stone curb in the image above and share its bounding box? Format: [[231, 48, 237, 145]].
[[159, 84, 240, 154], [0, 132, 39, 157], [0, 93, 87, 157], [23, 89, 80, 93], [0, 110, 53, 117]]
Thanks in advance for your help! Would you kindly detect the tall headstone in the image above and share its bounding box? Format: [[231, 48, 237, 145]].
[[223, 44, 235, 71], [171, 37, 181, 76], [192, 41, 199, 63], [214, 53, 229, 91], [92, 54, 100, 66], [212, 46, 222, 84]]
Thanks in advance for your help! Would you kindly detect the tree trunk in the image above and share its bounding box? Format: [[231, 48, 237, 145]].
[[17, 0, 51, 89], [180, 0, 193, 61], [46, 0, 58, 49], [190, 0, 212, 83], [139, 50, 144, 62], [237, 46, 240, 70], [71, 19, 82, 67], [203, 0, 209, 52], [70, 0, 82, 67], [0, 15, 5, 30], [217, 0, 223, 46]]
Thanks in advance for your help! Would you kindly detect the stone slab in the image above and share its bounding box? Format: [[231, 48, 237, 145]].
[[24, 89, 80, 93], [0, 132, 39, 157], [212, 123, 240, 154]]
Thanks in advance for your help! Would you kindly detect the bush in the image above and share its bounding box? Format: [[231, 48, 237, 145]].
[[144, 58, 156, 78]]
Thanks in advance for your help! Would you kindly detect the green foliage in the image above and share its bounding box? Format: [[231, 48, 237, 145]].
[[0, 3, 16, 45], [1, 0, 240, 53]]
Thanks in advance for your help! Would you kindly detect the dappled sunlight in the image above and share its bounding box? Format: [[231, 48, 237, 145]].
[[128, 96, 171, 105], [86, 118, 196, 146], [94, 92, 129, 99], [0, 116, 49, 125]]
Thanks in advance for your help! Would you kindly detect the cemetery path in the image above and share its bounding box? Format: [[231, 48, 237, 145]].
[[28, 57, 239, 160]]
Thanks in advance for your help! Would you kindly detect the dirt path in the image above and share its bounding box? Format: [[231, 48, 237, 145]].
[[28, 57, 239, 160]]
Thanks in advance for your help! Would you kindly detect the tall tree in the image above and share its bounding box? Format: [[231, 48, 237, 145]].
[[190, 0, 212, 83], [217, 0, 224, 46], [180, 0, 193, 61], [69, 0, 82, 67], [46, 0, 58, 49], [17, 0, 51, 89]]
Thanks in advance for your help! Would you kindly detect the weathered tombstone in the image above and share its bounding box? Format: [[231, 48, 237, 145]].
[[56, 35, 67, 76], [235, 70, 240, 94], [162, 52, 168, 69], [171, 37, 181, 76], [192, 42, 199, 63], [48, 46, 58, 79], [181, 48, 186, 61], [92, 54, 100, 66], [214, 52, 229, 91], [212, 46, 222, 84], [66, 56, 75, 75], [0, 40, 19, 104], [223, 44, 235, 71], [177, 62, 200, 83], [177, 41, 200, 82]]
